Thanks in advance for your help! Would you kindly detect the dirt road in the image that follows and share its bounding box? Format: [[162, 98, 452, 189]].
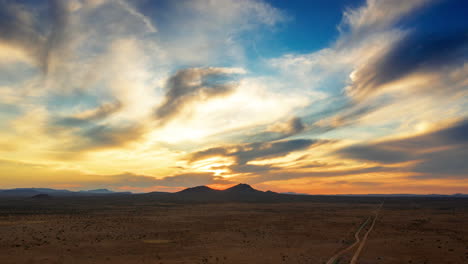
[[350, 202, 383, 264], [326, 202, 383, 264], [325, 217, 370, 264]]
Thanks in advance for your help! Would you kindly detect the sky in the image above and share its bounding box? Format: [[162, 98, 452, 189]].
[[0, 0, 467, 194]]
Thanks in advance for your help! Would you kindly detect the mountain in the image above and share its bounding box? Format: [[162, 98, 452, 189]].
[[178, 185, 219, 194], [144, 183, 284, 202], [224, 183, 261, 193], [0, 188, 131, 197], [0, 188, 73, 197], [1, 185, 466, 201]]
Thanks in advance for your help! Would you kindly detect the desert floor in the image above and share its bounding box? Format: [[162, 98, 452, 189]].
[[0, 197, 466, 264]]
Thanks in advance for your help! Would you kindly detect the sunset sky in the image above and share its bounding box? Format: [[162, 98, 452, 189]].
[[0, 0, 467, 194]]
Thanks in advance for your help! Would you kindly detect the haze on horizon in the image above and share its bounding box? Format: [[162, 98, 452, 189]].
[[0, 0, 467, 194]]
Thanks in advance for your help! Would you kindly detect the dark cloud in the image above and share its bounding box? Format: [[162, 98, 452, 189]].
[[190, 147, 229, 162], [0, 1, 45, 65], [48, 101, 135, 154], [239, 166, 400, 184], [155, 67, 244, 125], [432, 118, 468, 143], [190, 139, 318, 165], [42, 0, 71, 73], [382, 119, 468, 150], [411, 147, 468, 178], [0, 0, 70, 71], [75, 123, 145, 151], [337, 145, 411, 164], [285, 117, 305, 134], [54, 101, 122, 127], [234, 139, 316, 164], [331, 100, 388, 127], [242, 117, 307, 146], [348, 31, 468, 98], [336, 119, 468, 178]]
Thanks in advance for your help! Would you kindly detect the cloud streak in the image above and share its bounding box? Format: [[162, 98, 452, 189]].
[[155, 67, 246, 125], [346, 32, 468, 99], [191, 139, 319, 165], [336, 119, 468, 178]]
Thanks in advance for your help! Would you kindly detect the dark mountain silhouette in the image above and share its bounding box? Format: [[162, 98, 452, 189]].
[[145, 183, 286, 202], [224, 183, 261, 193], [0, 185, 466, 202], [0, 188, 73, 197], [178, 185, 219, 194], [0, 188, 131, 197]]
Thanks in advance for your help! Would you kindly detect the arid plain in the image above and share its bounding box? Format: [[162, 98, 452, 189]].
[[0, 195, 466, 264]]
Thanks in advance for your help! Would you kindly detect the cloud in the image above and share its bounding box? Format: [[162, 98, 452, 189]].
[[346, 32, 468, 99], [104, 172, 233, 189], [268, 0, 467, 144], [0, 1, 45, 66], [243, 117, 307, 143], [73, 123, 145, 151], [155, 67, 246, 125], [115, 0, 157, 33], [54, 101, 122, 127], [0, 0, 76, 72], [267, 117, 305, 135], [336, 119, 468, 177], [0, 159, 232, 191], [337, 144, 412, 164], [191, 139, 318, 165], [339, 0, 432, 36], [42, 0, 72, 73], [48, 100, 145, 154], [411, 147, 468, 178], [238, 165, 401, 185], [227, 164, 275, 174], [152, 0, 286, 64]]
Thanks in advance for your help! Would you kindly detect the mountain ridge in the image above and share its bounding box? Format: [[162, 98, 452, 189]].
[[0, 188, 131, 197], [0, 185, 467, 199]]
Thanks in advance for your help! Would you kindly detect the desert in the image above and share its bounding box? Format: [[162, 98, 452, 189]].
[[0, 186, 466, 264]]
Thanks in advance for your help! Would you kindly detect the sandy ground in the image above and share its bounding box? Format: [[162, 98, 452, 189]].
[[0, 197, 466, 263]]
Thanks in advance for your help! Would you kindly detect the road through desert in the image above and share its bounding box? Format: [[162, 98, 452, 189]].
[[350, 202, 383, 264], [326, 202, 383, 264]]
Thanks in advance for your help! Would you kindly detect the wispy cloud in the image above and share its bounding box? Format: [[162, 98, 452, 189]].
[[190, 139, 318, 165], [155, 67, 246, 126], [336, 119, 468, 178]]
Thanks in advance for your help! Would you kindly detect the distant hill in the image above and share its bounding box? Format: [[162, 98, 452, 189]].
[[224, 183, 261, 193], [1, 185, 466, 201], [178, 185, 219, 194], [0, 188, 73, 197], [143, 183, 289, 202], [140, 184, 468, 203], [0, 188, 131, 197]]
